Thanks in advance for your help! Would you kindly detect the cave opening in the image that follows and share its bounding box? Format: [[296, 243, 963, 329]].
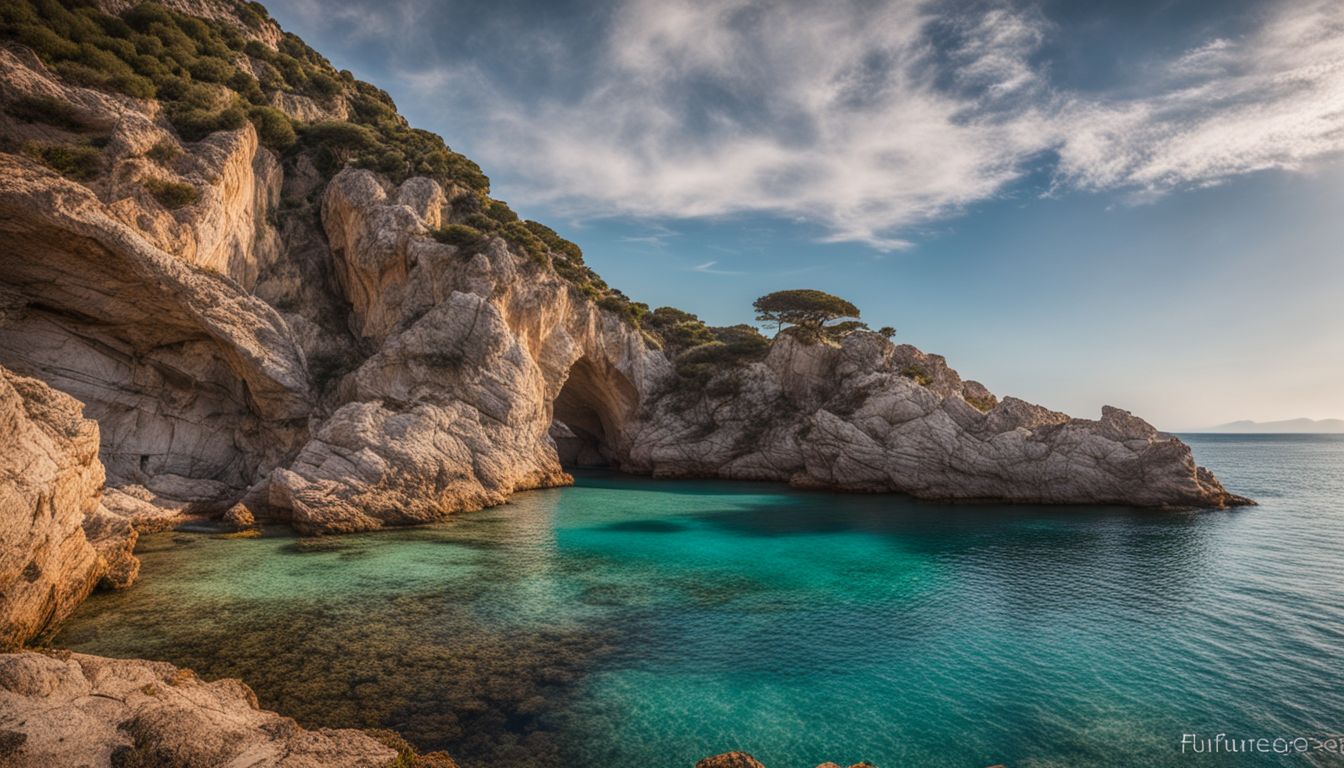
[[550, 356, 636, 469]]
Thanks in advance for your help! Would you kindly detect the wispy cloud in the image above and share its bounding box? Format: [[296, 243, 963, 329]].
[[619, 222, 681, 247], [310, 0, 1344, 250], [1053, 0, 1344, 198], [690, 260, 745, 275]]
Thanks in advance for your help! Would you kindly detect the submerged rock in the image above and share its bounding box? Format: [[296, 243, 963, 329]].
[[696, 752, 878, 768], [697, 753, 768, 768]]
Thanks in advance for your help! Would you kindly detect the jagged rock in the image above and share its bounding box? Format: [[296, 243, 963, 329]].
[[0, 368, 135, 649], [625, 332, 1251, 508], [0, 651, 399, 767]]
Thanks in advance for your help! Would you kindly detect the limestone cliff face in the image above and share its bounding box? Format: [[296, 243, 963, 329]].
[[268, 168, 666, 533], [0, 368, 136, 650]]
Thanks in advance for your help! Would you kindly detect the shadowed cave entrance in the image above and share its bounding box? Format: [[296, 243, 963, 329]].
[[550, 356, 637, 469]]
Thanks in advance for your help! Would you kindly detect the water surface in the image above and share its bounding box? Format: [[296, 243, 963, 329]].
[[56, 435, 1344, 767]]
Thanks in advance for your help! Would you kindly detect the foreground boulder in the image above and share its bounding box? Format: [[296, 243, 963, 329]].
[[0, 651, 428, 767]]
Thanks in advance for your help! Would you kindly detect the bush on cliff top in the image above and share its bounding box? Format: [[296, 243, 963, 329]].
[[753, 289, 861, 337]]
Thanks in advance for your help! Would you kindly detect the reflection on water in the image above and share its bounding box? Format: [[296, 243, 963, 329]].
[[55, 436, 1344, 768]]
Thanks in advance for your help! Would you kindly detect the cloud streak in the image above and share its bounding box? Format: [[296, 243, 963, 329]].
[[1053, 0, 1344, 199], [332, 0, 1344, 249]]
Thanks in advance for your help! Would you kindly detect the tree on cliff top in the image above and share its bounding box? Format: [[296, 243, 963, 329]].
[[753, 289, 861, 335]]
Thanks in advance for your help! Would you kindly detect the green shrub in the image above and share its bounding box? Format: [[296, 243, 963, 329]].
[[168, 104, 246, 141], [227, 70, 265, 104], [498, 220, 550, 265], [432, 224, 487, 252], [5, 94, 91, 130], [965, 394, 996, 412], [187, 55, 233, 83], [23, 141, 102, 180], [877, 326, 896, 339], [144, 139, 182, 164], [673, 325, 770, 380], [523, 220, 583, 263], [303, 120, 376, 152], [597, 292, 649, 324], [238, 3, 268, 30], [10, 23, 80, 59], [485, 199, 518, 224], [901, 365, 932, 386], [646, 306, 716, 352], [143, 177, 199, 209], [306, 70, 340, 99], [246, 105, 295, 151]]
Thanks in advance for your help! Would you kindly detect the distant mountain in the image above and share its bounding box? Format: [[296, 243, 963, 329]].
[[1194, 418, 1344, 434]]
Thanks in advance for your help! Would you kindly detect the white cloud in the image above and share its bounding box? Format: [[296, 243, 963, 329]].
[[1053, 0, 1344, 197], [393, 0, 1344, 249]]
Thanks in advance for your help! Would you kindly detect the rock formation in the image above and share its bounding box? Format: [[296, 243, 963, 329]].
[[0, 367, 138, 651], [0, 0, 1248, 548], [0, 650, 444, 768]]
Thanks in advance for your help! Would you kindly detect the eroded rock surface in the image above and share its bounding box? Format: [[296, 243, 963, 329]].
[[624, 333, 1250, 508], [0, 651, 402, 768], [0, 368, 111, 650]]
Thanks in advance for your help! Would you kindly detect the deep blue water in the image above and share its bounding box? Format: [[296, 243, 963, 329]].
[[55, 435, 1344, 767]]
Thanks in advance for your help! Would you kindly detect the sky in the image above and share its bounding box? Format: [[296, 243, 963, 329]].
[[262, 0, 1344, 430]]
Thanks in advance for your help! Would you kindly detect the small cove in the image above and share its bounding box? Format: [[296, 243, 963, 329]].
[[55, 436, 1344, 767]]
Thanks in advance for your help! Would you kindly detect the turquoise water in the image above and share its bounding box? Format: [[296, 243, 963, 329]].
[[55, 435, 1344, 767]]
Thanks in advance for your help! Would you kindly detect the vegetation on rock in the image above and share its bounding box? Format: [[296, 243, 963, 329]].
[[901, 364, 933, 386], [22, 140, 101, 180], [754, 289, 862, 338], [143, 177, 198, 209], [143, 138, 181, 164], [5, 93, 93, 131]]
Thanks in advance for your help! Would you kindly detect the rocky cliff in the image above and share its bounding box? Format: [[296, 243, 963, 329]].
[[0, 367, 143, 650], [0, 0, 1248, 617]]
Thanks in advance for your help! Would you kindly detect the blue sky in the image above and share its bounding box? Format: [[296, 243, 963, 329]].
[[263, 0, 1344, 429]]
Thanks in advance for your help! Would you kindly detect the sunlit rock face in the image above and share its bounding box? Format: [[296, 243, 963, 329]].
[[0, 367, 139, 649], [624, 332, 1249, 508]]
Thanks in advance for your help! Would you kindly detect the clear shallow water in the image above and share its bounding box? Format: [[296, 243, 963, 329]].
[[55, 435, 1344, 767]]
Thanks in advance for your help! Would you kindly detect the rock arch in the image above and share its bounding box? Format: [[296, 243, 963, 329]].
[[550, 355, 639, 468]]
